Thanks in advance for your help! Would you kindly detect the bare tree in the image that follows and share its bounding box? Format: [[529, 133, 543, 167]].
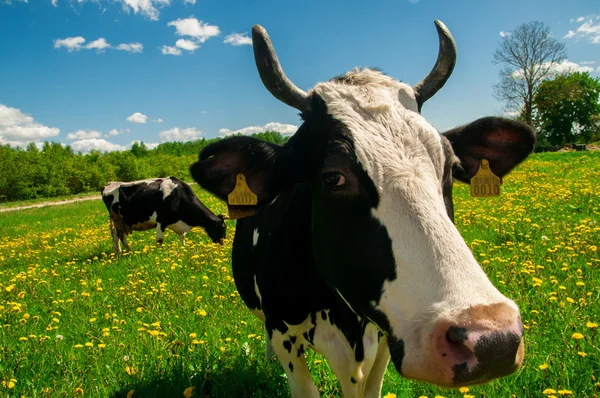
[[493, 21, 567, 126]]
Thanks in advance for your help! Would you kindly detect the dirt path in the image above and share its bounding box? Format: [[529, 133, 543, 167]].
[[0, 195, 100, 213]]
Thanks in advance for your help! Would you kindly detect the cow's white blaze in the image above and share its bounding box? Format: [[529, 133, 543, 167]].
[[312, 69, 514, 351], [159, 178, 178, 199]]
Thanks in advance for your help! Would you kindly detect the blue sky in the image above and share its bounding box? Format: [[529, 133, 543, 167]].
[[1, 0, 599, 153]]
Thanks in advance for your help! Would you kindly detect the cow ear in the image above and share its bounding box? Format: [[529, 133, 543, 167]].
[[190, 136, 295, 204], [443, 117, 535, 183]]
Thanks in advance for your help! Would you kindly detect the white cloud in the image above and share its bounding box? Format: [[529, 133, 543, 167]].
[[159, 127, 202, 142], [155, 118, 163, 123], [126, 112, 148, 123], [51, 0, 58, 6], [106, 128, 128, 137], [218, 122, 298, 137], [85, 37, 110, 51], [581, 61, 596, 65], [66, 130, 102, 140], [0, 104, 60, 146], [167, 17, 220, 42], [499, 31, 511, 38], [565, 15, 600, 44], [512, 59, 597, 80], [116, 42, 143, 53], [54, 37, 144, 53], [121, 0, 163, 21], [224, 33, 252, 46], [70, 138, 125, 153], [161, 45, 182, 55], [54, 36, 86, 52], [175, 38, 199, 51], [183, 0, 195, 3]]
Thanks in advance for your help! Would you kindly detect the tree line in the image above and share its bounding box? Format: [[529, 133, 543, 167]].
[[0, 131, 288, 202], [493, 21, 600, 148]]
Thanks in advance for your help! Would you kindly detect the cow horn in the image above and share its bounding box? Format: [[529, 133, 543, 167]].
[[252, 25, 311, 112], [412, 20, 457, 110]]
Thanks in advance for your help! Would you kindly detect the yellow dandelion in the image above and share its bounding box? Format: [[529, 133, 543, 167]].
[[75, 387, 84, 395], [459, 387, 469, 393], [7, 379, 16, 389], [571, 333, 584, 340], [539, 363, 549, 370], [543, 389, 557, 395], [85, 342, 94, 347], [136, 307, 143, 313], [89, 318, 97, 323], [189, 333, 197, 339], [98, 344, 106, 349], [183, 386, 196, 398], [557, 390, 573, 396], [578, 351, 587, 357], [74, 344, 83, 348], [313, 360, 322, 365], [197, 310, 207, 317], [383, 394, 397, 398], [125, 366, 137, 375], [586, 322, 598, 329]]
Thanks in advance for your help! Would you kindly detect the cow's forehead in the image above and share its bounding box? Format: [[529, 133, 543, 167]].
[[311, 69, 445, 185]]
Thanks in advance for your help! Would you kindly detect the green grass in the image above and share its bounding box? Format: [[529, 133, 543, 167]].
[[1, 152, 599, 397]]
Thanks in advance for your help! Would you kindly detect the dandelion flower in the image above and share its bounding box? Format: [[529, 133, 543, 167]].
[[539, 363, 549, 370], [383, 394, 397, 398], [578, 351, 587, 357], [183, 386, 196, 398], [571, 333, 584, 340], [557, 390, 573, 396], [586, 322, 598, 329], [543, 389, 557, 395], [459, 387, 469, 393], [75, 387, 84, 395]]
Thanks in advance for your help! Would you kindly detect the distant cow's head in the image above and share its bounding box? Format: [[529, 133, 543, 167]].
[[191, 21, 534, 387]]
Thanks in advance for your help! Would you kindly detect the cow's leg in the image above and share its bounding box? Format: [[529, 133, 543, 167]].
[[109, 219, 121, 253], [178, 232, 186, 246], [270, 329, 319, 398], [156, 223, 165, 245], [311, 312, 378, 398], [119, 231, 131, 252], [361, 335, 390, 398]]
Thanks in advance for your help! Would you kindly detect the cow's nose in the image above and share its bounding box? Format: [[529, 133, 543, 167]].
[[434, 316, 524, 386]]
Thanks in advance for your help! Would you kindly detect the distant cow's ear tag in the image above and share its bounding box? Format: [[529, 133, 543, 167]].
[[227, 174, 258, 220], [470, 159, 501, 197]]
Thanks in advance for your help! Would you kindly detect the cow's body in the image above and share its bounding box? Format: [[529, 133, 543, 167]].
[[101, 177, 226, 252], [191, 21, 535, 397]]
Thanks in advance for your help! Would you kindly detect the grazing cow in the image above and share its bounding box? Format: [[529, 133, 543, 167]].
[[101, 177, 226, 252], [190, 21, 535, 397]]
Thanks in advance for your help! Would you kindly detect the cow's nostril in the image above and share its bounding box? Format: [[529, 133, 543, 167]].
[[446, 326, 468, 344]]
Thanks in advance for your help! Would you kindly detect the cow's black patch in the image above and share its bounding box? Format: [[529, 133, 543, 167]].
[[321, 311, 327, 321], [290, 336, 296, 344], [289, 362, 294, 372], [283, 340, 292, 354], [350, 377, 357, 384], [297, 344, 304, 357], [388, 338, 406, 375]]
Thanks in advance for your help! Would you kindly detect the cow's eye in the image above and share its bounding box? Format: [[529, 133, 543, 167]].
[[322, 172, 346, 189]]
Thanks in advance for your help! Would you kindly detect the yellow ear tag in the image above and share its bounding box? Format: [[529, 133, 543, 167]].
[[227, 174, 258, 220], [470, 159, 501, 197]]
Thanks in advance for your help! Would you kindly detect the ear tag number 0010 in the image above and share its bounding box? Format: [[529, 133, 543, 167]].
[[470, 159, 501, 197], [227, 174, 258, 220]]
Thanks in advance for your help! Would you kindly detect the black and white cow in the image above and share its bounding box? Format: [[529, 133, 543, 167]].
[[191, 21, 535, 397], [101, 177, 226, 252]]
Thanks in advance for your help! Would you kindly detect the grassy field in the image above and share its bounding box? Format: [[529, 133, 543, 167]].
[[0, 151, 599, 398]]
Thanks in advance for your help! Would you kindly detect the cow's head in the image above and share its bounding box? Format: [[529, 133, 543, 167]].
[[190, 21, 534, 387], [206, 214, 227, 244]]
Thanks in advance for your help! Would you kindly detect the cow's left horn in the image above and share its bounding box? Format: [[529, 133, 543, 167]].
[[252, 25, 310, 112], [412, 20, 457, 110]]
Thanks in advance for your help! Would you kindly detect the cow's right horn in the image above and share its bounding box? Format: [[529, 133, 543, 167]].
[[252, 25, 310, 112], [412, 20, 457, 111]]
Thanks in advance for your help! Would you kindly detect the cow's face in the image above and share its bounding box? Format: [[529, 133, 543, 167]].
[[190, 21, 534, 387]]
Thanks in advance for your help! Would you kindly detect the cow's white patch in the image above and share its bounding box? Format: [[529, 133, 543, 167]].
[[159, 178, 178, 199], [252, 275, 265, 321], [252, 228, 260, 247], [312, 68, 513, 350]]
